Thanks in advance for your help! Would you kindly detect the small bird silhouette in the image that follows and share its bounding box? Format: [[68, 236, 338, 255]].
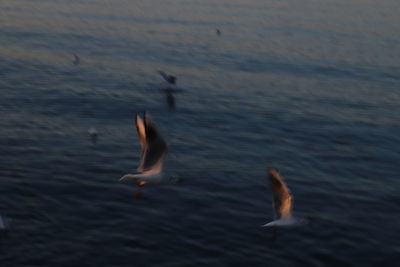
[[73, 54, 80, 65], [88, 127, 98, 144], [158, 71, 176, 84]]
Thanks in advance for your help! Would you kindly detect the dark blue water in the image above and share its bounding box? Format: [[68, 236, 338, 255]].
[[1, 0, 400, 266]]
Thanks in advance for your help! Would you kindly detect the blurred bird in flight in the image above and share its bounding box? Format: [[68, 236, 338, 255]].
[[120, 113, 181, 199], [263, 168, 310, 239], [73, 54, 80, 65]]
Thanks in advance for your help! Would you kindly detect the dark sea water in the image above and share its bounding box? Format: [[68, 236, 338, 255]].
[[1, 0, 400, 266]]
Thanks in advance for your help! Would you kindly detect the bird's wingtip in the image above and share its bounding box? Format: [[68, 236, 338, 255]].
[[119, 175, 127, 181], [267, 168, 279, 174]]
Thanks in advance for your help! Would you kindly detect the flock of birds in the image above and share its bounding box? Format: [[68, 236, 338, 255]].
[[118, 70, 310, 239], [116, 108, 310, 239], [0, 32, 311, 239]]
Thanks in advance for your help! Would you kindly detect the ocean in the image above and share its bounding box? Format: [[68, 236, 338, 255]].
[[1, 0, 400, 266]]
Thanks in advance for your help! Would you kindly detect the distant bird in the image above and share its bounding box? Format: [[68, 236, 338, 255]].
[[0, 215, 10, 230], [263, 169, 309, 239], [120, 113, 180, 199], [88, 127, 98, 144], [158, 71, 176, 84], [73, 54, 80, 65], [216, 29, 221, 36]]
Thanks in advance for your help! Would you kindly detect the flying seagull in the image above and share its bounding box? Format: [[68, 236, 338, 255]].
[[88, 127, 98, 144], [73, 54, 80, 65], [158, 71, 176, 84], [263, 168, 309, 238], [120, 113, 180, 199]]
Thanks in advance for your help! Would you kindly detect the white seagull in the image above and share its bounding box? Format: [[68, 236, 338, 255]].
[[120, 113, 180, 199], [263, 168, 309, 232]]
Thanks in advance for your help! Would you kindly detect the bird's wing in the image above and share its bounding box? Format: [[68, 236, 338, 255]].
[[137, 113, 167, 173], [141, 154, 165, 175], [158, 71, 168, 81], [73, 54, 80, 64], [135, 114, 146, 149], [268, 169, 293, 220], [135, 114, 147, 172]]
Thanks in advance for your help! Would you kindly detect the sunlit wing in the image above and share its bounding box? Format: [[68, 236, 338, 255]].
[[135, 114, 147, 172], [135, 113, 167, 174], [135, 114, 146, 150], [268, 169, 293, 220]]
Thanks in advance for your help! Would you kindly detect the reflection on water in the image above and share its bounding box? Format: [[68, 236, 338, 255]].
[[1, 0, 400, 266]]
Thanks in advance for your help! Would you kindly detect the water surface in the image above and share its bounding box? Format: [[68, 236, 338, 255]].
[[1, 0, 400, 266]]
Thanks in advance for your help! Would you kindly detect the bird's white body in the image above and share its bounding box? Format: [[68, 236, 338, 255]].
[[262, 218, 308, 228], [120, 173, 164, 184]]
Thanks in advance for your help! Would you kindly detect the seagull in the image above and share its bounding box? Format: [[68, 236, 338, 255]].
[[0, 215, 9, 230], [120, 113, 180, 199], [158, 71, 176, 84], [216, 29, 221, 36], [262, 168, 309, 238], [88, 127, 98, 144], [73, 54, 80, 65]]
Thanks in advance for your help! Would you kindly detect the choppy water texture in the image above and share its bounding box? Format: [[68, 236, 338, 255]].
[[1, 0, 400, 266]]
